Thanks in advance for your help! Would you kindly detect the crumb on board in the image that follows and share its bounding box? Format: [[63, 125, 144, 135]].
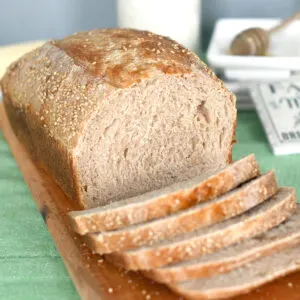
[[142, 290, 147, 295], [108, 288, 113, 294], [98, 258, 104, 264]]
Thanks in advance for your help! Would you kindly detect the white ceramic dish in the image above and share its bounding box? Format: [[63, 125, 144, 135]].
[[207, 19, 300, 70]]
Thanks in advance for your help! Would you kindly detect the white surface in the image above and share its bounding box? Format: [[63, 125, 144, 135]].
[[117, 0, 201, 52], [224, 68, 291, 81], [207, 19, 300, 70]]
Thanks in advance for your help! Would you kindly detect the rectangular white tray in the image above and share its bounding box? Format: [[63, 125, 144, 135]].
[[207, 18, 300, 70]]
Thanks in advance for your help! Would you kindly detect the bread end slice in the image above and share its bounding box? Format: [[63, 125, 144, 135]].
[[169, 240, 300, 300]]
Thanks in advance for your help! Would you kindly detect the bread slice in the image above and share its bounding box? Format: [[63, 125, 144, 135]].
[[68, 155, 259, 234], [86, 171, 277, 254], [108, 187, 296, 270], [170, 242, 300, 300], [144, 205, 300, 283]]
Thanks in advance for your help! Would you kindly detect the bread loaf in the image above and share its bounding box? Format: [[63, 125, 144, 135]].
[[1, 29, 236, 208]]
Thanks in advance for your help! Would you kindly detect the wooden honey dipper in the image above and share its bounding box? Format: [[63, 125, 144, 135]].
[[230, 12, 300, 56]]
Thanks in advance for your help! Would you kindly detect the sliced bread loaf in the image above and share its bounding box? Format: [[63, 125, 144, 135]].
[[108, 187, 296, 270], [169, 242, 300, 300], [2, 29, 237, 209], [144, 205, 300, 283], [68, 155, 259, 234], [85, 171, 277, 254]]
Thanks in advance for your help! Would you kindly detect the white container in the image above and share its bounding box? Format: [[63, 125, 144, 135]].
[[207, 18, 300, 71], [117, 0, 201, 52]]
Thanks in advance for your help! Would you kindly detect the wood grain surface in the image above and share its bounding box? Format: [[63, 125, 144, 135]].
[[1, 101, 300, 300]]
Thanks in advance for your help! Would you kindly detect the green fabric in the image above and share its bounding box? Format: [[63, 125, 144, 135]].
[[0, 128, 80, 299], [0, 111, 299, 299], [233, 112, 300, 200]]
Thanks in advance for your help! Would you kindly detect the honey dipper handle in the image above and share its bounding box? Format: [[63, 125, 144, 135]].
[[268, 12, 300, 34]]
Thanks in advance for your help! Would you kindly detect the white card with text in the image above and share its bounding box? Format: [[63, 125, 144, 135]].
[[251, 79, 300, 155]]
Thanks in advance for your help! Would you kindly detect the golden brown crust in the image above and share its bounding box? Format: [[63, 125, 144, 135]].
[[0, 28, 236, 207], [54, 29, 204, 88], [107, 190, 296, 270], [84, 171, 277, 254], [68, 155, 259, 235], [3, 95, 77, 200], [145, 224, 300, 283]]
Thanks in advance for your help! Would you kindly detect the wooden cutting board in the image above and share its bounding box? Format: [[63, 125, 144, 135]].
[[0, 101, 300, 300]]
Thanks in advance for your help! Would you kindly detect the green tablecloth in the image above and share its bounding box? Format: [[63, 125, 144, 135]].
[[1, 111, 300, 300]]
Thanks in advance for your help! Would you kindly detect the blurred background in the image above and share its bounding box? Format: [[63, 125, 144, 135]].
[[1, 0, 300, 154], [1, 0, 299, 51]]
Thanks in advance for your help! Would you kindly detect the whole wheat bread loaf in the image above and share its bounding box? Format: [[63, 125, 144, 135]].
[[1, 28, 236, 209], [68, 155, 259, 234], [108, 187, 296, 270], [145, 205, 300, 283], [85, 171, 277, 254], [170, 242, 300, 300]]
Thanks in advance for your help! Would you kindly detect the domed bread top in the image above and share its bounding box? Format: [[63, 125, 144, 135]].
[[54, 28, 207, 88]]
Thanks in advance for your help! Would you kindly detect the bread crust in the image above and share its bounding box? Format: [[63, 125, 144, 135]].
[[1, 28, 236, 208], [84, 171, 277, 254], [54, 29, 203, 88], [169, 223, 300, 299], [144, 205, 300, 283], [107, 188, 296, 270], [68, 155, 259, 234]]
